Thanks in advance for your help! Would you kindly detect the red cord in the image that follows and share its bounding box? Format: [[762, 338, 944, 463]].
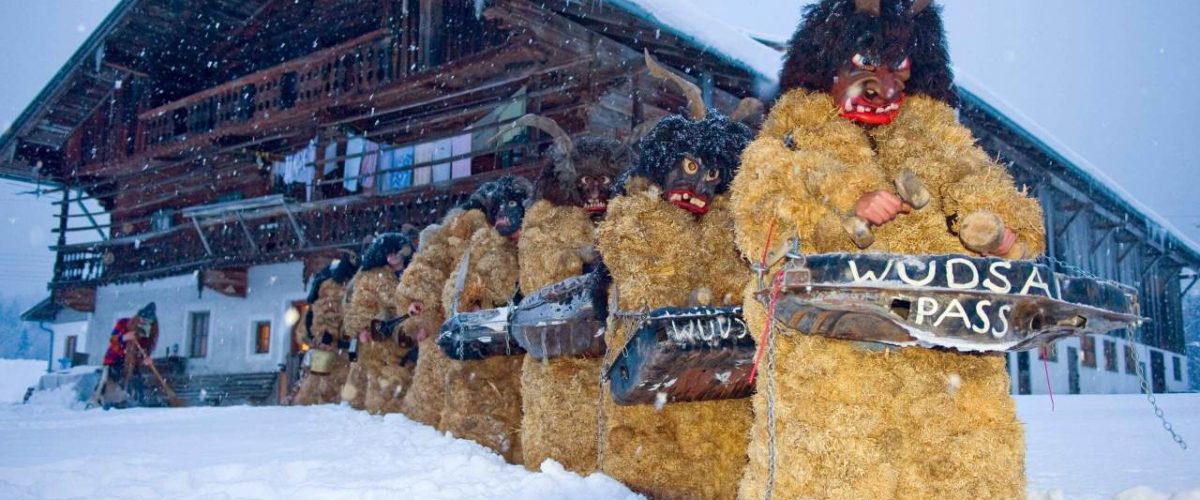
[[1040, 345, 1055, 411], [760, 219, 777, 269], [747, 220, 780, 385]]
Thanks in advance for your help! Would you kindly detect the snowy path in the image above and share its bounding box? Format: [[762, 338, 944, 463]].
[[0, 398, 640, 499], [0, 392, 1197, 499]]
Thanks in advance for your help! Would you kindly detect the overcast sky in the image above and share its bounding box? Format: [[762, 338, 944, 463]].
[[2, 0, 1199, 298]]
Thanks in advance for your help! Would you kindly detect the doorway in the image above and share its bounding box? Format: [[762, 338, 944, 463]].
[[1067, 347, 1080, 394]]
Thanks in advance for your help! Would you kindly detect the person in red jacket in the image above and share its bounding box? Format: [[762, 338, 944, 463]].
[[99, 302, 159, 408]]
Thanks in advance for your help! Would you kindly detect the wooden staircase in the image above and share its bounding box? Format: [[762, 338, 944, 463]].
[[136, 357, 280, 407]]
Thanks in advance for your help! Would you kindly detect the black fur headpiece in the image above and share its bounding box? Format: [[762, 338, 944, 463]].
[[360, 232, 415, 271], [780, 0, 955, 105], [539, 136, 631, 206], [306, 258, 360, 304], [461, 175, 534, 223], [623, 113, 753, 196]]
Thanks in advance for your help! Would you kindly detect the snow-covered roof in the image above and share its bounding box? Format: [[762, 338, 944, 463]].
[[610, 0, 784, 83]]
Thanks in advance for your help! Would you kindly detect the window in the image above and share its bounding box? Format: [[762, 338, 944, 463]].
[[1125, 344, 1137, 374], [1174, 356, 1183, 382], [1038, 343, 1059, 362], [151, 209, 174, 232], [189, 312, 210, 358], [254, 321, 272, 354], [64, 335, 77, 358], [1081, 336, 1096, 368], [1103, 340, 1117, 372]]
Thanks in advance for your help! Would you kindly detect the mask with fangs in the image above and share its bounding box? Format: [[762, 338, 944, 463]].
[[781, 0, 954, 125], [461, 175, 534, 239], [622, 51, 759, 217]]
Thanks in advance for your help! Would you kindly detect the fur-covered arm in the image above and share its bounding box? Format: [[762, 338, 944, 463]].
[[595, 177, 699, 310], [343, 269, 391, 338], [518, 200, 595, 295], [698, 198, 752, 306], [442, 227, 521, 316], [872, 95, 1046, 256], [730, 90, 889, 264], [396, 209, 489, 335]]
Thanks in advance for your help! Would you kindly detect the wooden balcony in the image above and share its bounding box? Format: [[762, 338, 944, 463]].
[[51, 162, 541, 289]]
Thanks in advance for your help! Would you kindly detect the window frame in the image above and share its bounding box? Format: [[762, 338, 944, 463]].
[[188, 311, 210, 359], [252, 320, 272, 355]]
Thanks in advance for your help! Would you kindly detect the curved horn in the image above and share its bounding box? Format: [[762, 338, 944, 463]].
[[624, 117, 663, 148], [855, 0, 881, 16], [644, 49, 706, 121], [908, 0, 932, 16], [729, 98, 764, 124], [487, 114, 573, 155]]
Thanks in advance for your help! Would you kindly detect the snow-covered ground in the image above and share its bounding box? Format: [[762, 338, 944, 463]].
[[0, 359, 47, 404], [1, 388, 1196, 499]]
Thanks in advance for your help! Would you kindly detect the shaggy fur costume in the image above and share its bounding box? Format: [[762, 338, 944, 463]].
[[439, 226, 524, 464], [293, 351, 352, 406], [729, 3, 1040, 497], [515, 134, 628, 473], [342, 266, 412, 415], [515, 201, 600, 474], [293, 279, 351, 406], [396, 209, 489, 426], [594, 178, 752, 500]]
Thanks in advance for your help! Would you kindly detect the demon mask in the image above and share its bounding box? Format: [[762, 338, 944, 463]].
[[781, 0, 953, 125], [625, 51, 759, 216], [462, 175, 534, 238], [492, 115, 631, 219]]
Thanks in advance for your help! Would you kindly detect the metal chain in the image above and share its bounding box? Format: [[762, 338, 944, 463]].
[[1123, 327, 1188, 450], [1038, 255, 1101, 280]]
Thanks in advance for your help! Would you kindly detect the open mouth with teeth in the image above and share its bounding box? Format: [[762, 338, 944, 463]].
[[584, 198, 607, 214], [495, 215, 513, 230], [839, 94, 904, 125], [667, 189, 711, 215]]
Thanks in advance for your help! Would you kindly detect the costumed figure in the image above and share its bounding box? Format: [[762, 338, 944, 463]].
[[394, 196, 491, 426], [501, 114, 632, 473], [293, 257, 358, 406], [437, 175, 533, 464], [593, 52, 758, 499], [729, 1, 1043, 497], [99, 302, 159, 408], [341, 233, 418, 415]]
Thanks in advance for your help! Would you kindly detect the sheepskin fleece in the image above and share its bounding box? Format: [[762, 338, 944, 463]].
[[310, 280, 347, 341], [515, 201, 602, 474], [292, 351, 351, 406], [594, 179, 752, 500], [519, 355, 602, 474], [342, 267, 400, 340], [341, 362, 368, 410], [396, 209, 489, 425], [729, 90, 1037, 500], [730, 90, 1044, 262], [340, 266, 412, 415], [438, 225, 524, 463], [517, 200, 596, 295]]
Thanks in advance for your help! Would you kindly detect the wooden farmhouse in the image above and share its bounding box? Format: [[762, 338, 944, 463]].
[[2, 0, 1193, 402]]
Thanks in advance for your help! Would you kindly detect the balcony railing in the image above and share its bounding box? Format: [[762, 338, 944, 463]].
[[52, 162, 541, 288], [134, 11, 505, 156]]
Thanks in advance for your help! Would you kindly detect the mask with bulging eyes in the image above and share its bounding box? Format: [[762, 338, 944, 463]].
[[663, 155, 721, 216], [493, 199, 526, 237], [831, 51, 910, 125], [579, 175, 613, 215]]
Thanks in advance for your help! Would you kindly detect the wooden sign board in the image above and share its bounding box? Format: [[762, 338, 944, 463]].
[[764, 253, 1143, 353]]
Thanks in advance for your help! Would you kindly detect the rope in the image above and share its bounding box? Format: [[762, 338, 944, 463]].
[[763, 300, 780, 500], [748, 269, 785, 384], [1040, 345, 1055, 411]]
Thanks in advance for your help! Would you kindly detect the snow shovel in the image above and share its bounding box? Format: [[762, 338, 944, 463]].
[[129, 341, 187, 407]]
